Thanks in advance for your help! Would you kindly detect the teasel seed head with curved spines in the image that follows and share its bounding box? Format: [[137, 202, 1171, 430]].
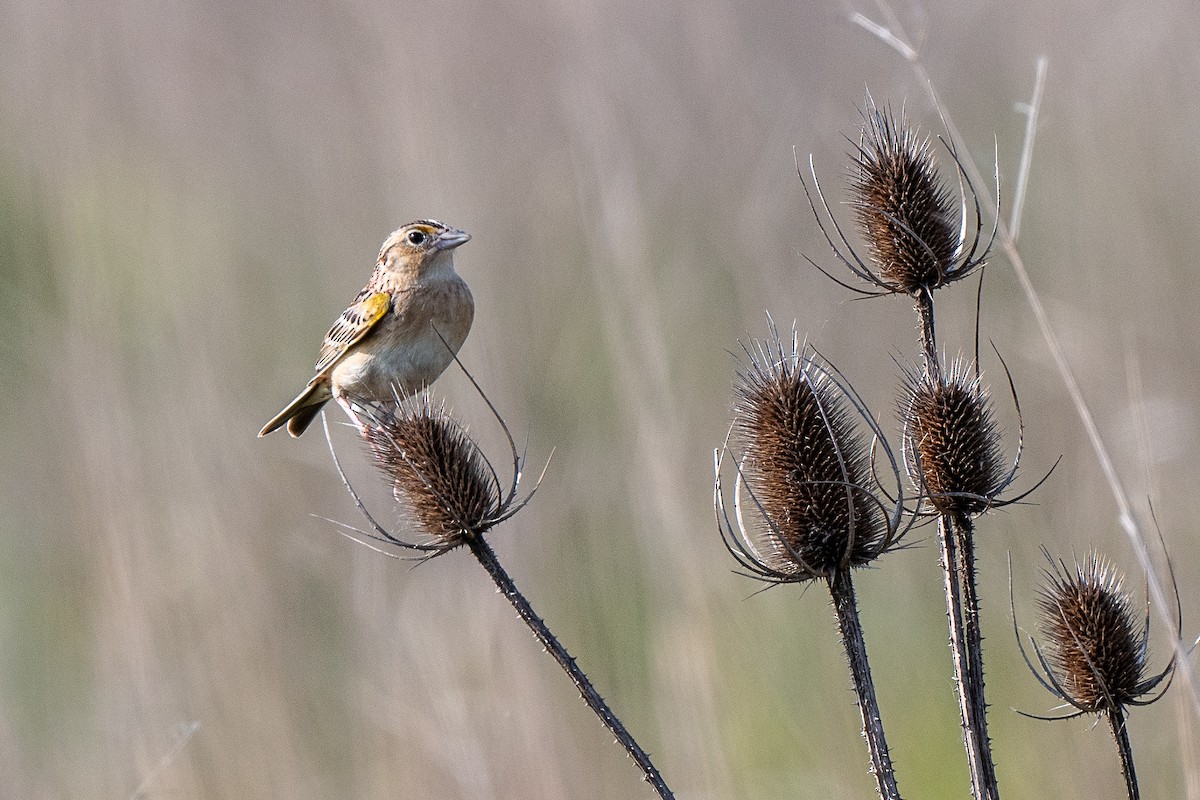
[[1016, 549, 1181, 720], [800, 96, 996, 298], [363, 396, 501, 548], [326, 388, 541, 560], [716, 322, 911, 583], [898, 355, 1043, 519], [1013, 548, 1193, 800], [324, 386, 672, 797]]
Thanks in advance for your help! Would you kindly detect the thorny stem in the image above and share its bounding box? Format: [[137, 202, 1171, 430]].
[[914, 289, 939, 377], [954, 515, 998, 798], [916, 283, 998, 799], [466, 535, 675, 799], [827, 568, 903, 800], [1109, 710, 1140, 800], [938, 517, 995, 800]]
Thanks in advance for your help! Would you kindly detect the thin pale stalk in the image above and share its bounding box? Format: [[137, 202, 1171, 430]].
[[1109, 710, 1141, 800], [827, 568, 903, 800], [466, 536, 675, 799]]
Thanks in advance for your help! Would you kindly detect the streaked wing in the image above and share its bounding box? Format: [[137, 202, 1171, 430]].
[[313, 290, 392, 375]]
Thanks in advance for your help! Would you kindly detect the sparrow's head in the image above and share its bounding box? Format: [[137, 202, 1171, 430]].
[[379, 220, 471, 279]]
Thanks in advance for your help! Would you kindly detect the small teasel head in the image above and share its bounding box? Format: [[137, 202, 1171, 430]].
[[800, 96, 994, 297], [323, 387, 542, 558], [362, 396, 502, 548], [899, 356, 1016, 518], [1015, 549, 1179, 719], [716, 322, 909, 583]]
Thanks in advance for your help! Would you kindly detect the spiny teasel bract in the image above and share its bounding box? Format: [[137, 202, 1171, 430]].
[[899, 356, 1019, 518], [800, 96, 995, 298], [716, 324, 909, 582], [1023, 551, 1175, 717]]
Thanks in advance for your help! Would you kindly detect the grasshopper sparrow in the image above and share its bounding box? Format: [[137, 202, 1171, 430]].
[[259, 220, 474, 438]]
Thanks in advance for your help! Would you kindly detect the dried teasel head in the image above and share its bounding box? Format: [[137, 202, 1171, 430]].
[[800, 96, 995, 298], [323, 386, 542, 559], [1015, 550, 1179, 719], [716, 322, 909, 583], [899, 356, 1020, 518], [363, 396, 501, 547]]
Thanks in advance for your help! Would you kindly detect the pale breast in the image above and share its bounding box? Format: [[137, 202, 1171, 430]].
[[330, 276, 474, 404]]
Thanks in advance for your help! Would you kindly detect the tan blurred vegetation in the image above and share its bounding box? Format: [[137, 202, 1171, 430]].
[[2, 0, 1199, 797]]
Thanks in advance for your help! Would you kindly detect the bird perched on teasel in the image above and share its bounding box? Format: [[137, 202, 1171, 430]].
[[259, 220, 474, 438]]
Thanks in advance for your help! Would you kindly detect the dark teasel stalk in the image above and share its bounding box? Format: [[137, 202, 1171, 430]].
[[900, 357, 1035, 800], [324, 391, 676, 799], [801, 98, 1012, 800], [716, 326, 912, 800]]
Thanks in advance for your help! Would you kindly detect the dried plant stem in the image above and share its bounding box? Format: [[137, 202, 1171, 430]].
[[1109, 710, 1141, 800], [937, 518, 993, 800], [827, 568, 903, 800], [953, 515, 998, 798], [466, 535, 675, 799], [915, 285, 999, 800], [914, 289, 938, 373]]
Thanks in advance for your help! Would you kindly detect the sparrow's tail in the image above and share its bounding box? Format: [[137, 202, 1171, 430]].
[[258, 380, 332, 438]]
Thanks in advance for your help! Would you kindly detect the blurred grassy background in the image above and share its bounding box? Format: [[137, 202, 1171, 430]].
[[2, 0, 1199, 797]]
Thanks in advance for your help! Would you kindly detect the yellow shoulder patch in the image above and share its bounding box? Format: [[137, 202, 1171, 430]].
[[360, 291, 391, 325]]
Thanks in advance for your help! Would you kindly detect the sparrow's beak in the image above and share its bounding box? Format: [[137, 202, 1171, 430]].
[[435, 227, 471, 251]]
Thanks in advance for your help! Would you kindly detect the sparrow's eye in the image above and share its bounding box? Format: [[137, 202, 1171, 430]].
[[407, 229, 427, 246]]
